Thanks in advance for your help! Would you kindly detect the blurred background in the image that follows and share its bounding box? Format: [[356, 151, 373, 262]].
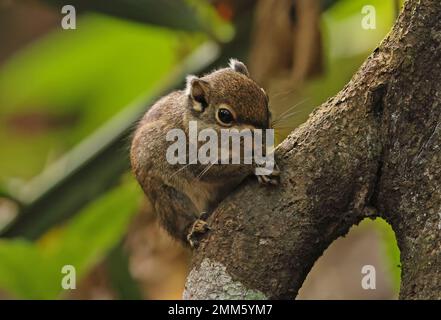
[[0, 0, 403, 299]]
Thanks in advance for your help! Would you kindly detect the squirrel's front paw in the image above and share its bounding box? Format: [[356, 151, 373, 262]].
[[256, 163, 280, 186], [187, 219, 210, 248]]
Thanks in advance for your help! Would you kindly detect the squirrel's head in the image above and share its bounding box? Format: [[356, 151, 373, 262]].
[[185, 59, 271, 131]]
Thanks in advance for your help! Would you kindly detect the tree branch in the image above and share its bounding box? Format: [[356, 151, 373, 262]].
[[184, 0, 441, 299]]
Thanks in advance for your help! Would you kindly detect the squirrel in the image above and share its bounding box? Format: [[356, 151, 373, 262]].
[[130, 59, 279, 248]]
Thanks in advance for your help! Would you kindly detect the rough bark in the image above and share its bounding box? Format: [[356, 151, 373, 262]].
[[184, 0, 441, 300]]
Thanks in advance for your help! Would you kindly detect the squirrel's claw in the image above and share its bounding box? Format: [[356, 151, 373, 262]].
[[187, 219, 210, 248], [257, 163, 280, 186]]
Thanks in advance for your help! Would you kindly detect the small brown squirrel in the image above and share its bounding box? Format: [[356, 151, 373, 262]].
[[130, 59, 279, 247]]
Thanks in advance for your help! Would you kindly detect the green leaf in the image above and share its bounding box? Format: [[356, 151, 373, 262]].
[[323, 0, 397, 59]]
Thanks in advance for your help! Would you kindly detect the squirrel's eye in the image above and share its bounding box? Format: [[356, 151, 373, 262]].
[[216, 108, 234, 126]]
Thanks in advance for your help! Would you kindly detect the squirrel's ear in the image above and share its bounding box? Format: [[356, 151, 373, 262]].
[[186, 75, 210, 112], [229, 58, 250, 77]]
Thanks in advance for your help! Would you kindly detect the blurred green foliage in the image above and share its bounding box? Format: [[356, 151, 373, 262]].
[[273, 0, 402, 131], [360, 218, 401, 293]]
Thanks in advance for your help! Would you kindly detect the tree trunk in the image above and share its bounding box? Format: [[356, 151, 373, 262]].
[[183, 0, 441, 300]]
